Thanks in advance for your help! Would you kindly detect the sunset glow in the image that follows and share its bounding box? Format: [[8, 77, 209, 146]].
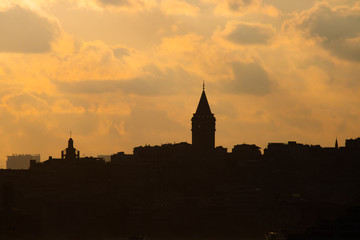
[[0, 0, 359, 166]]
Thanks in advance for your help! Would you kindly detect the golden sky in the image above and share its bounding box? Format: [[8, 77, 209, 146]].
[[0, 0, 360, 166]]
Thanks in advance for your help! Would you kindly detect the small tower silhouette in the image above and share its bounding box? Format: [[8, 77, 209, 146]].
[[191, 82, 216, 152], [335, 137, 339, 149], [61, 137, 80, 160]]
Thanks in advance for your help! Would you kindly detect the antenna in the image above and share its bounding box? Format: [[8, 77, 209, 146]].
[[203, 80, 205, 90], [70, 131, 72, 138]]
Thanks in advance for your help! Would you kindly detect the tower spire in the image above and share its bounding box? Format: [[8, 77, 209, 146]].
[[335, 137, 338, 149], [195, 89, 212, 115], [203, 80, 205, 91]]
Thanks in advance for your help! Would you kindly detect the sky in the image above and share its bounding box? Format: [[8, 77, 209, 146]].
[[0, 0, 360, 167]]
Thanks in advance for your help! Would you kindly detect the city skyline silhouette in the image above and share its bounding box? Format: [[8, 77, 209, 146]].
[[3, 84, 349, 169], [1, 86, 360, 239], [1, 83, 352, 169]]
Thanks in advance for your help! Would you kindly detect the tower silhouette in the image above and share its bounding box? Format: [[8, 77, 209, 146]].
[[191, 83, 216, 151], [61, 137, 80, 160]]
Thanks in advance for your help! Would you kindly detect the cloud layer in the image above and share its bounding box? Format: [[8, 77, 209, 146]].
[[0, 6, 58, 53], [286, 3, 360, 62], [0, 0, 359, 167]]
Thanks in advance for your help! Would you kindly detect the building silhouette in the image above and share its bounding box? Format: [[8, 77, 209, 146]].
[[6, 154, 40, 169], [191, 84, 216, 152], [30, 137, 104, 170]]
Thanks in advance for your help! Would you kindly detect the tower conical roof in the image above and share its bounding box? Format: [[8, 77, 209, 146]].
[[195, 90, 212, 115], [68, 137, 74, 148]]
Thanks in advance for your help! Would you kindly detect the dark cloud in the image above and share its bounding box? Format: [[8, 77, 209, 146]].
[[112, 47, 130, 59], [226, 22, 274, 45], [0, 6, 59, 53], [53, 65, 199, 96], [221, 61, 272, 95], [96, 0, 130, 6], [226, 0, 257, 11], [299, 5, 360, 40], [289, 3, 360, 62], [322, 39, 360, 62]]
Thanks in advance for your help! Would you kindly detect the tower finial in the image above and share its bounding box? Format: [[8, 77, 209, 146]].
[[203, 80, 205, 90]]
